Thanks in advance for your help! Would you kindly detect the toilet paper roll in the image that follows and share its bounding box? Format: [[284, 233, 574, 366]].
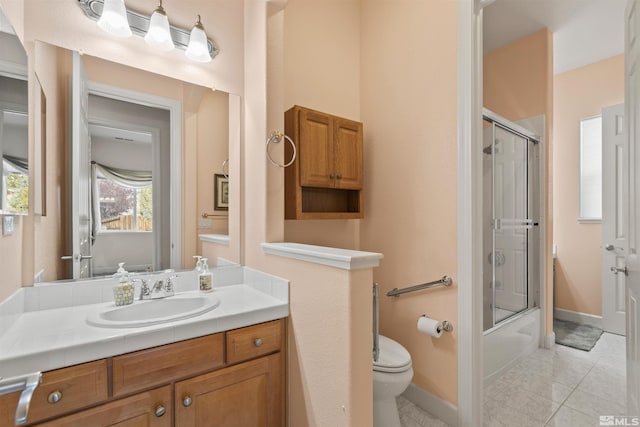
[[417, 316, 443, 338]]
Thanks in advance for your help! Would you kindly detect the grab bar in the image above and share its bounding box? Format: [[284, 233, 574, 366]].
[[387, 275, 452, 297], [373, 283, 380, 362], [0, 372, 42, 425]]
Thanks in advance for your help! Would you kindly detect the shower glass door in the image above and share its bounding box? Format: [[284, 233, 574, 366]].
[[492, 123, 530, 324]]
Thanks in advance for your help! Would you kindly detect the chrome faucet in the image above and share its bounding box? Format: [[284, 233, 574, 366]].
[[136, 275, 176, 300]]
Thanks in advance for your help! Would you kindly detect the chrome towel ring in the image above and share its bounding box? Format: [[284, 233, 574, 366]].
[[221, 159, 229, 179], [266, 131, 296, 168]]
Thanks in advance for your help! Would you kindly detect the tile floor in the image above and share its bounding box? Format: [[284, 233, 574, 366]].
[[398, 332, 629, 427]]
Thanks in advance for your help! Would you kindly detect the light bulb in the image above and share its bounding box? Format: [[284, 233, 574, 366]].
[[185, 15, 211, 63], [97, 0, 132, 37], [144, 1, 174, 51]]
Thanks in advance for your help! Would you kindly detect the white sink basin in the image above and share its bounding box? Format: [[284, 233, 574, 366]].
[[87, 294, 220, 328]]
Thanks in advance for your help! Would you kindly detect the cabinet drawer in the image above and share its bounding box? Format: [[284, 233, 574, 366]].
[[226, 319, 283, 364], [0, 360, 108, 426], [36, 385, 171, 427], [112, 333, 224, 397]]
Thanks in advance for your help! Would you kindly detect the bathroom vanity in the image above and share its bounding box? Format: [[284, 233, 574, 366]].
[[0, 266, 288, 426]]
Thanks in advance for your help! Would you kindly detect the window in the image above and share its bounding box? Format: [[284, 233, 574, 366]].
[[97, 178, 152, 231], [579, 116, 602, 222], [2, 158, 28, 213], [92, 163, 153, 233]]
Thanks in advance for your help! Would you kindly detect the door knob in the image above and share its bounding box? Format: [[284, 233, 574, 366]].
[[605, 244, 624, 251], [611, 266, 629, 276]]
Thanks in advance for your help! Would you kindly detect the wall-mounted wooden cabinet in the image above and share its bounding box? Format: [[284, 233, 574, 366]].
[[285, 105, 364, 219]]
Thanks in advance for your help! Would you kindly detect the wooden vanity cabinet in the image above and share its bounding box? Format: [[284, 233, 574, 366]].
[[285, 105, 364, 219], [0, 359, 108, 426], [0, 319, 285, 427], [175, 353, 282, 427], [35, 385, 172, 427], [111, 333, 224, 397]]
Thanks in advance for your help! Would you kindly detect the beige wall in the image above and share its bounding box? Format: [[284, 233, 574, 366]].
[[0, 0, 450, 424], [553, 54, 624, 316], [282, 0, 361, 250], [359, 0, 458, 405], [483, 29, 555, 335], [280, 0, 460, 406], [484, 30, 552, 122], [245, 2, 375, 424], [32, 43, 71, 283], [0, 219, 23, 301], [195, 90, 230, 255]]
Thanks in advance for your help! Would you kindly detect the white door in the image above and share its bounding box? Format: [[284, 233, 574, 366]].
[[492, 124, 530, 324], [68, 51, 92, 279], [602, 104, 627, 336], [625, 0, 640, 415]]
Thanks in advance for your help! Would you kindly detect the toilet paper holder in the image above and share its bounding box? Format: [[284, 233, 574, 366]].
[[420, 314, 453, 333]]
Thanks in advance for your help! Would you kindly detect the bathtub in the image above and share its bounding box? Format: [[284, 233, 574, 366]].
[[483, 308, 540, 385]]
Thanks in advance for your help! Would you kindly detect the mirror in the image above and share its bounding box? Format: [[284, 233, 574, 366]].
[[61, 48, 239, 279], [0, 0, 242, 298], [0, 28, 28, 215]]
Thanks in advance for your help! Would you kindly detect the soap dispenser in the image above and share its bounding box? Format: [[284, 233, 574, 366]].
[[193, 255, 203, 272], [199, 258, 213, 293], [112, 262, 134, 306]]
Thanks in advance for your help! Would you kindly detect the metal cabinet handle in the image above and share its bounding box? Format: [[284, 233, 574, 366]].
[[0, 373, 43, 425], [336, 174, 342, 180], [611, 266, 629, 276], [329, 174, 335, 179], [155, 405, 166, 417], [605, 244, 615, 251], [47, 390, 62, 404], [183, 396, 193, 407], [254, 338, 263, 348]]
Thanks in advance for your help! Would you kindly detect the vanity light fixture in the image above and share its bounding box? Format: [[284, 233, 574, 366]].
[[96, 0, 132, 37], [78, 0, 218, 61], [144, 0, 174, 51], [185, 15, 211, 63]]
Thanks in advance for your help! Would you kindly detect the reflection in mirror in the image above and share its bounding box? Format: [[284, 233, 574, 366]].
[[25, 42, 240, 280], [33, 75, 46, 216], [57, 50, 237, 279], [0, 30, 28, 215]]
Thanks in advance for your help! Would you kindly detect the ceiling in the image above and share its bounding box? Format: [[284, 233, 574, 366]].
[[483, 0, 626, 74]]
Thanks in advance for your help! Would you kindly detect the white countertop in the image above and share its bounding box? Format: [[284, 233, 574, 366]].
[[199, 234, 230, 245], [0, 267, 289, 378], [261, 242, 383, 270]]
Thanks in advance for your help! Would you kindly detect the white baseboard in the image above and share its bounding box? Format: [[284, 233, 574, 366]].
[[553, 307, 602, 328], [402, 383, 458, 427], [544, 332, 556, 349]]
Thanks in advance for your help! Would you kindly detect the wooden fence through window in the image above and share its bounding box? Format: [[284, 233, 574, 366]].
[[102, 214, 152, 231]]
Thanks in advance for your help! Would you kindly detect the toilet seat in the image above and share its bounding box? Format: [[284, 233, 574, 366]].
[[373, 335, 412, 373]]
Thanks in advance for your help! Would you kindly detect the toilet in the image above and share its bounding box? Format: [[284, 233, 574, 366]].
[[373, 335, 414, 427]]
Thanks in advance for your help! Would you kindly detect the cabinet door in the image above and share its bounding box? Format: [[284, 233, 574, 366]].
[[299, 109, 334, 188], [334, 118, 363, 189], [35, 385, 171, 427], [175, 353, 282, 427]]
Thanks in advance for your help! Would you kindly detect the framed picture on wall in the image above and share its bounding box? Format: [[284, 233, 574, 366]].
[[214, 174, 229, 211]]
